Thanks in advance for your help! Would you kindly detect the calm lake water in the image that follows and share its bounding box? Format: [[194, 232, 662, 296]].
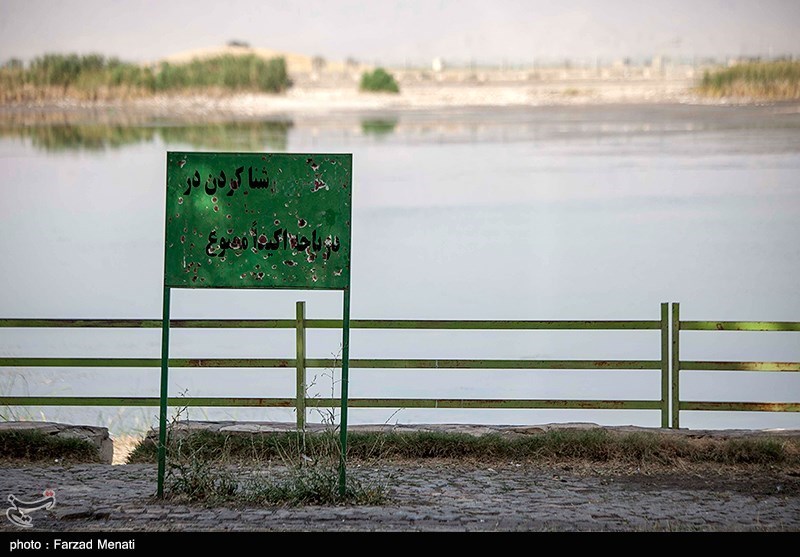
[[1, 103, 799, 435]]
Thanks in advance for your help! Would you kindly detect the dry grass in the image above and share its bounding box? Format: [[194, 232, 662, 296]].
[[112, 434, 143, 465], [127, 428, 800, 469], [698, 60, 800, 100], [0, 52, 291, 103]]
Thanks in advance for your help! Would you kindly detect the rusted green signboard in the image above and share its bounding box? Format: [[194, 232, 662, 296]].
[[164, 152, 351, 289], [158, 152, 353, 498]]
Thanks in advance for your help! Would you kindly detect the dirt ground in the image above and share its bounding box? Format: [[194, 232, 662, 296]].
[[2, 423, 799, 532], [0, 458, 797, 532]]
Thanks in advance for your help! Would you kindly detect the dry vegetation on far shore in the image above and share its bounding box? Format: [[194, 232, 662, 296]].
[[698, 60, 800, 100]]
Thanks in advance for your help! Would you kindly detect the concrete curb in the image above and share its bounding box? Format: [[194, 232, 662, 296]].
[[0, 421, 113, 464]]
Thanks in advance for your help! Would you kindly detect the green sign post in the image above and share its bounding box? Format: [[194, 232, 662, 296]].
[[159, 152, 353, 497]]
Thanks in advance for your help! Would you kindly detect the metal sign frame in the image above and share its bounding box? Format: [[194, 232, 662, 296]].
[[158, 151, 353, 497]]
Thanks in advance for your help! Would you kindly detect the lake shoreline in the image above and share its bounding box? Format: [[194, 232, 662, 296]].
[[3, 80, 798, 123]]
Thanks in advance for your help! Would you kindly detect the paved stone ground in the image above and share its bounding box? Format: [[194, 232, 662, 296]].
[[0, 461, 798, 532]]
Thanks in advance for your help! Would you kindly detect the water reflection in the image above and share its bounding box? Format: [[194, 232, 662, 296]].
[[4, 104, 800, 155], [0, 124, 156, 151], [0, 118, 293, 152], [360, 118, 398, 138], [159, 121, 292, 151]]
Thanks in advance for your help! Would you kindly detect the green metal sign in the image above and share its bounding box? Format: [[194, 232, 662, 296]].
[[165, 152, 352, 289], [158, 151, 353, 498]]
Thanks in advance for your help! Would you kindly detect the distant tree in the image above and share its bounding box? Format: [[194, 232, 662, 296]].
[[359, 67, 399, 93], [227, 40, 250, 48]]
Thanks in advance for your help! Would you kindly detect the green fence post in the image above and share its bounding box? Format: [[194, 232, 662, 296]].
[[295, 301, 306, 432], [338, 288, 352, 497], [671, 302, 680, 429], [157, 286, 171, 498], [660, 302, 669, 428]]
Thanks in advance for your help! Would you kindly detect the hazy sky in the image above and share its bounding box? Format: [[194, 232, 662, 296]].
[[1, 0, 799, 64]]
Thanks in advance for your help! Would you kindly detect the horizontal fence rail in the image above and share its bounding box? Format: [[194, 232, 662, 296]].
[[680, 321, 800, 332], [0, 319, 662, 330], [0, 358, 662, 370], [0, 397, 664, 410], [670, 303, 800, 428], [4, 304, 798, 430], [0, 303, 671, 428]]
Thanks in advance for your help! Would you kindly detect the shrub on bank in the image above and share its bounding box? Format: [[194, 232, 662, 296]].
[[359, 67, 400, 93]]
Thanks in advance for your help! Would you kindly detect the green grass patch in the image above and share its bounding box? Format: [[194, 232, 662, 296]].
[[0, 430, 101, 463], [359, 67, 400, 93], [697, 60, 800, 100]]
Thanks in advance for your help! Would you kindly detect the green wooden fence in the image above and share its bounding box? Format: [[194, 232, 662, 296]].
[[1, 301, 798, 429], [670, 302, 800, 428]]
